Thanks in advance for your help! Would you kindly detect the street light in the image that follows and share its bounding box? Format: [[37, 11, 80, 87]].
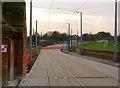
[[76, 12, 83, 55]]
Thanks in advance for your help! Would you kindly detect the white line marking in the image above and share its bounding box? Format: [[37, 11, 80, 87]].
[[65, 67, 85, 88], [54, 77, 57, 79]]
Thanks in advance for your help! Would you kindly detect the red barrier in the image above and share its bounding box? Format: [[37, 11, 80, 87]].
[[32, 52, 36, 57], [26, 52, 36, 69], [27, 54, 30, 69], [38, 46, 62, 49]]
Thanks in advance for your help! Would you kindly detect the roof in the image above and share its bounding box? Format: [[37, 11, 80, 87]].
[[2, 1, 26, 32]]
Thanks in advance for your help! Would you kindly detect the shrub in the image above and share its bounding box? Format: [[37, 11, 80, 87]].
[[70, 46, 77, 52]]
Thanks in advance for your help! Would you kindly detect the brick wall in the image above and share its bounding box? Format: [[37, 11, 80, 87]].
[[1, 31, 27, 85], [22, 10, 27, 77], [14, 34, 27, 78], [0, 38, 2, 86], [2, 38, 10, 85], [1, 2, 27, 85], [8, 39, 14, 82]]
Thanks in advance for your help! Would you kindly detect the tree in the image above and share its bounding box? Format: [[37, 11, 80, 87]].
[[96, 31, 113, 41], [51, 31, 61, 42], [82, 31, 113, 42]]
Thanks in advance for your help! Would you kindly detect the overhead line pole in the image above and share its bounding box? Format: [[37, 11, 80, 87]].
[[41, 32, 42, 46], [71, 29, 72, 46], [76, 12, 83, 55], [80, 12, 83, 55], [69, 24, 70, 51], [29, 0, 32, 62], [33, 28, 34, 36], [67, 23, 70, 52], [77, 29, 79, 45], [114, 0, 118, 62], [33, 28, 34, 46], [35, 20, 38, 56]]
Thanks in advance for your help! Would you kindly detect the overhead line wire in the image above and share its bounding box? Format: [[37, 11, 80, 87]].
[[60, 0, 90, 31], [48, 0, 54, 30]]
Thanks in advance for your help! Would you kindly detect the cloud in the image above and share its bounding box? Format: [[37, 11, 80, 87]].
[[26, 0, 116, 36]]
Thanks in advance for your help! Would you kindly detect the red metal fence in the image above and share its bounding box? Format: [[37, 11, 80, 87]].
[[78, 49, 120, 61]]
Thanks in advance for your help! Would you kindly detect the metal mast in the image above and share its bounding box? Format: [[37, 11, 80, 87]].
[[29, 0, 32, 62], [114, 0, 118, 62]]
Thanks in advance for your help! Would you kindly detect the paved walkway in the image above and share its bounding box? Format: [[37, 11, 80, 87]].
[[69, 52, 119, 68], [20, 49, 119, 87]]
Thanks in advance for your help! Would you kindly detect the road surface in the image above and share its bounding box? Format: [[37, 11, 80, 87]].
[[21, 49, 118, 87]]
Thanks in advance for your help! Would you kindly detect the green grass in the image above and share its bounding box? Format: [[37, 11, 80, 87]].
[[70, 42, 120, 52], [70, 46, 77, 52]]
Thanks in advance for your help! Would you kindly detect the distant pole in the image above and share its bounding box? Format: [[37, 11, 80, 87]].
[[114, 0, 118, 62], [77, 29, 79, 45], [35, 20, 38, 56], [67, 23, 70, 52], [29, 0, 32, 62], [33, 28, 34, 46], [41, 32, 42, 46], [76, 12, 83, 55], [71, 29, 72, 46], [80, 12, 83, 55], [69, 24, 70, 51], [33, 28, 34, 36]]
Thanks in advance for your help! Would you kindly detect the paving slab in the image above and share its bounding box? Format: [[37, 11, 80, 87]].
[[21, 49, 118, 87]]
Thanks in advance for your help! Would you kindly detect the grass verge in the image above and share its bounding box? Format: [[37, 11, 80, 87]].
[[70, 42, 120, 52]]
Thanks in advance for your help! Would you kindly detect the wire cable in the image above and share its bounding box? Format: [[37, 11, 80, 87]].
[[59, 0, 90, 32], [48, 0, 54, 30]]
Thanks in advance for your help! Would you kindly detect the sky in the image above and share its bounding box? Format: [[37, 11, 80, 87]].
[[25, 0, 120, 36]]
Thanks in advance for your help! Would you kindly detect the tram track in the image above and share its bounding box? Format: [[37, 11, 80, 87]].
[[46, 50, 85, 87]]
